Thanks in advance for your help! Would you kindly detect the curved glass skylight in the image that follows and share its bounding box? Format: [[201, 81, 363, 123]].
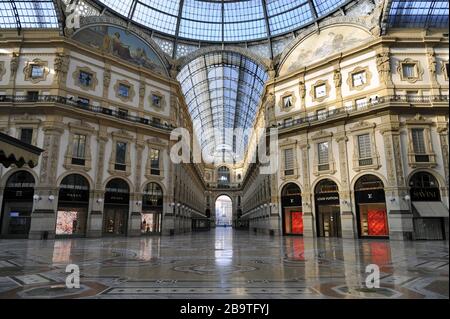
[[0, 0, 59, 29], [177, 51, 268, 163], [97, 0, 350, 42], [387, 0, 449, 28]]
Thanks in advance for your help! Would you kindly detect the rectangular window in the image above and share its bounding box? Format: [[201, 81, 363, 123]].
[[115, 142, 127, 171], [31, 65, 44, 78], [19, 128, 33, 144], [152, 95, 162, 108], [317, 108, 327, 120], [118, 84, 130, 98], [283, 118, 293, 126], [412, 128, 429, 162], [150, 148, 160, 175], [79, 71, 92, 86], [118, 108, 128, 119], [402, 63, 416, 78], [352, 71, 366, 87], [283, 95, 292, 109], [358, 134, 373, 166], [27, 91, 39, 101], [284, 148, 294, 176], [318, 142, 329, 171], [355, 98, 366, 109], [412, 129, 426, 154], [314, 84, 326, 98], [77, 97, 89, 106], [72, 134, 86, 166]]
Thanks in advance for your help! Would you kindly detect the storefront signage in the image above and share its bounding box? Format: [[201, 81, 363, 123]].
[[282, 195, 302, 207], [105, 192, 130, 204], [410, 187, 440, 202], [355, 189, 385, 204], [4, 188, 34, 200], [315, 192, 339, 205], [59, 189, 89, 203]]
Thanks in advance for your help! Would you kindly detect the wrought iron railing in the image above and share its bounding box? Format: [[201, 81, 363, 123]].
[[275, 95, 449, 130], [0, 94, 173, 131]]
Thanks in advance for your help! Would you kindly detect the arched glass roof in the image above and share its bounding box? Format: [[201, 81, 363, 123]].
[[96, 0, 352, 42], [387, 0, 449, 28], [177, 51, 268, 163], [0, 0, 59, 29]]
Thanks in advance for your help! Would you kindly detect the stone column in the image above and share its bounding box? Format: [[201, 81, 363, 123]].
[[87, 130, 108, 237], [380, 116, 413, 240], [29, 123, 64, 239], [336, 128, 356, 239], [128, 139, 145, 237], [299, 138, 314, 237]]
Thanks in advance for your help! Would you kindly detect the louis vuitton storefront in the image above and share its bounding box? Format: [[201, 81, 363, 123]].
[[281, 183, 303, 235]]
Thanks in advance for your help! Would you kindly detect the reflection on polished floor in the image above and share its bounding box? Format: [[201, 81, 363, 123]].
[[0, 228, 448, 299]]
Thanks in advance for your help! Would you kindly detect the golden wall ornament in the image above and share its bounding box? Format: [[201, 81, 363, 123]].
[[310, 79, 330, 103], [23, 58, 49, 84], [72, 65, 98, 91], [278, 91, 296, 112], [347, 66, 372, 91], [114, 79, 136, 102], [397, 58, 424, 83]]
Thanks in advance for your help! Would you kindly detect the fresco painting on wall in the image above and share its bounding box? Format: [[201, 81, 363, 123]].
[[280, 25, 373, 76], [73, 25, 166, 74]]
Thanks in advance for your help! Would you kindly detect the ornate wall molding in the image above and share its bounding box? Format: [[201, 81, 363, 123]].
[[72, 65, 98, 91], [23, 58, 50, 84], [310, 79, 330, 103], [397, 58, 424, 83], [113, 79, 136, 103], [346, 66, 372, 91]]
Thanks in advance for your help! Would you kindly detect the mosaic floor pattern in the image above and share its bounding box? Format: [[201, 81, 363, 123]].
[[0, 228, 448, 299]]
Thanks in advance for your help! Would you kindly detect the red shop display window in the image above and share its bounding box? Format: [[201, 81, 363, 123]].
[[359, 204, 389, 237], [291, 212, 303, 234]]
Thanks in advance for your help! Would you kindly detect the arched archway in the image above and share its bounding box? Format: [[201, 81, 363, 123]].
[[314, 179, 341, 238], [1, 171, 35, 237], [215, 195, 232, 227], [281, 183, 302, 235], [55, 174, 90, 237], [354, 174, 389, 238], [103, 178, 130, 236], [141, 182, 163, 234], [409, 171, 447, 240]]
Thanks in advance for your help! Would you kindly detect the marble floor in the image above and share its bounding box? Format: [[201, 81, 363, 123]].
[[0, 228, 448, 299]]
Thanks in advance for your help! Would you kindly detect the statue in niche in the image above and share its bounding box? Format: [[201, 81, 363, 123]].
[[10, 53, 19, 78], [54, 54, 69, 81], [428, 52, 437, 75], [376, 51, 391, 84], [299, 81, 306, 99], [333, 70, 342, 88]]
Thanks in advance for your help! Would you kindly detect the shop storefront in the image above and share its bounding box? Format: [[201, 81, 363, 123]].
[[103, 178, 130, 236], [141, 182, 163, 234], [281, 183, 303, 235], [55, 174, 89, 237], [0, 171, 35, 238], [410, 172, 448, 240], [354, 175, 389, 238], [315, 179, 342, 237]]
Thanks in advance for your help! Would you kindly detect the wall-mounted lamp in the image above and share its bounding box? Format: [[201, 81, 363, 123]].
[[96, 198, 103, 203], [177, 203, 181, 207], [304, 202, 310, 207], [404, 195, 411, 202], [341, 199, 348, 205], [33, 194, 41, 201], [136, 201, 142, 206], [48, 195, 55, 201], [390, 198, 396, 202]]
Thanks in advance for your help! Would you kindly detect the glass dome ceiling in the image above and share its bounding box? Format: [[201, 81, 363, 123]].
[[96, 0, 351, 42]]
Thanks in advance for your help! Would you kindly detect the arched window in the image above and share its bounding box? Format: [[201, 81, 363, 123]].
[[6, 171, 35, 188], [409, 172, 441, 201], [143, 182, 163, 208], [58, 174, 89, 203], [315, 179, 339, 194], [355, 174, 384, 191]]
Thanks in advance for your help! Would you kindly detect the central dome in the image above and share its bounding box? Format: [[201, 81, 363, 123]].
[[96, 0, 351, 42]]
